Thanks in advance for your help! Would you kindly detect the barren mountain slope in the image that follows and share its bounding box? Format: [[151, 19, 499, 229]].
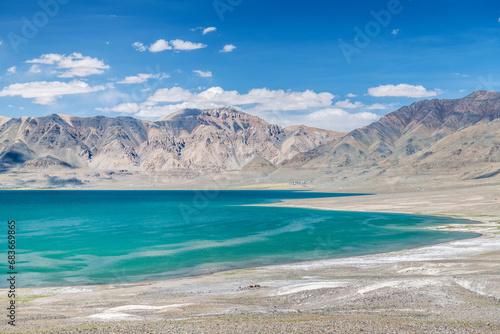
[[286, 90, 500, 168], [0, 107, 342, 173]]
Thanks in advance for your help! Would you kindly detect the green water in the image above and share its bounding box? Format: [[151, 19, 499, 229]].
[[0, 190, 478, 288]]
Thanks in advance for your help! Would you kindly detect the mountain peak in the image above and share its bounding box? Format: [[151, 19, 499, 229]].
[[156, 109, 203, 122], [464, 90, 500, 100]]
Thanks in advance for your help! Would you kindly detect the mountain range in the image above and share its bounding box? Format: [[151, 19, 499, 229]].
[[1, 91, 499, 183], [0, 107, 342, 175]]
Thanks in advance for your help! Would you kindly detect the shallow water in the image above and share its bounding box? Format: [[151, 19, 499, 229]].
[[0, 190, 479, 287]]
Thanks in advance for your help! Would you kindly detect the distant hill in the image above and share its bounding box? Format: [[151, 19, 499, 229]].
[[284, 90, 500, 169]]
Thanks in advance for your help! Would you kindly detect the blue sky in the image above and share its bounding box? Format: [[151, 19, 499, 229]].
[[0, 0, 499, 131]]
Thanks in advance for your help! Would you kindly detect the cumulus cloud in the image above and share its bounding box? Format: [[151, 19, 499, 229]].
[[29, 65, 41, 73], [365, 103, 398, 110], [96, 102, 140, 114], [26, 53, 110, 78], [299, 108, 380, 132], [203, 27, 217, 35], [99, 86, 383, 131], [170, 39, 206, 51], [220, 44, 236, 53], [117, 73, 170, 84], [190, 26, 217, 35], [7, 66, 16, 75], [135, 102, 218, 118], [191, 87, 334, 113], [368, 84, 443, 98], [346, 93, 357, 98], [133, 39, 207, 52], [134, 86, 335, 116], [334, 99, 364, 109], [193, 70, 213, 78], [132, 42, 147, 52], [147, 87, 194, 103], [149, 39, 172, 52], [0, 80, 107, 105]]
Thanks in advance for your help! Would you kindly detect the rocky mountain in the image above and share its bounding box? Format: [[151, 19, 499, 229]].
[[2, 91, 499, 184], [0, 107, 342, 174], [285, 90, 500, 169]]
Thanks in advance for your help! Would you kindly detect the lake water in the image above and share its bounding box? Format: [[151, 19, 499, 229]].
[[0, 190, 479, 288]]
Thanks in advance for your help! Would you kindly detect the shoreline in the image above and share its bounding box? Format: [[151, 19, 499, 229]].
[[1, 185, 499, 333]]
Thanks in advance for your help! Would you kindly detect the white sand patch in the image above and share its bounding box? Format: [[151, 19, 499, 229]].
[[358, 279, 444, 295], [29, 287, 93, 296], [108, 303, 194, 312], [454, 279, 500, 300], [274, 233, 499, 271], [275, 282, 347, 296], [88, 303, 194, 321], [88, 312, 142, 321], [396, 267, 444, 275], [358, 281, 401, 294], [56, 287, 93, 294]]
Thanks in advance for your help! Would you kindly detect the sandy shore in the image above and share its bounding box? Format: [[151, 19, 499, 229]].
[[1, 184, 499, 333]]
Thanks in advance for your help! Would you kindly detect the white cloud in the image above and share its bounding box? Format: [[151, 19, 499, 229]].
[[29, 65, 41, 73], [365, 103, 397, 110], [101, 85, 384, 131], [170, 39, 207, 51], [220, 44, 236, 53], [334, 99, 364, 109], [26, 53, 110, 78], [391, 28, 400, 35], [96, 89, 130, 106], [346, 93, 357, 97], [368, 84, 443, 98], [0, 80, 107, 105], [134, 39, 207, 52], [117, 73, 170, 84], [149, 39, 172, 53], [132, 42, 147, 52], [203, 27, 217, 35], [0, 40, 3, 46], [97, 103, 140, 114], [7, 66, 16, 75], [193, 70, 213, 78], [142, 87, 334, 115], [148, 87, 194, 103], [299, 108, 380, 132], [135, 102, 218, 118]]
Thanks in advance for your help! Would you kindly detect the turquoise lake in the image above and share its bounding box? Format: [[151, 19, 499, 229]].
[[0, 190, 479, 288]]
